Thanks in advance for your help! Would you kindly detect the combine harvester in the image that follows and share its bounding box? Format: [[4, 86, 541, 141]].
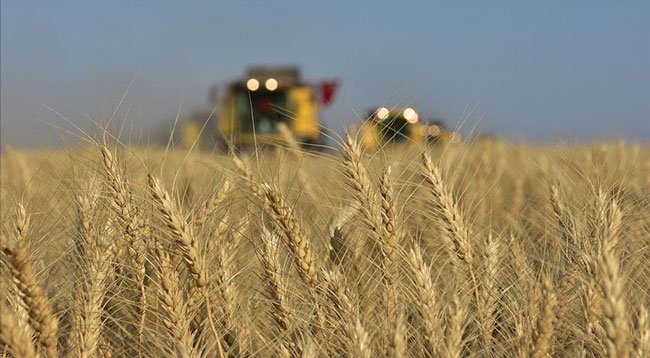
[[182, 66, 338, 151], [359, 106, 461, 150]]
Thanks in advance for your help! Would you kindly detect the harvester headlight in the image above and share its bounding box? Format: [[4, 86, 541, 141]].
[[246, 78, 260, 91], [403, 107, 418, 123], [265, 78, 278, 91], [377, 107, 390, 120], [429, 125, 441, 136], [450, 132, 462, 144]]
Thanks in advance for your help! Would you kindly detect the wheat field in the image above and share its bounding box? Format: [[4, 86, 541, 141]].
[[1, 137, 649, 357]]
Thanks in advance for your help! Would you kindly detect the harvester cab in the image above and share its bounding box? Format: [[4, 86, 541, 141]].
[[216, 66, 338, 150], [359, 106, 461, 150]]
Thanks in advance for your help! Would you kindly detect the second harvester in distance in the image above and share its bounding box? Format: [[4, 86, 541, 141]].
[[359, 106, 461, 150]]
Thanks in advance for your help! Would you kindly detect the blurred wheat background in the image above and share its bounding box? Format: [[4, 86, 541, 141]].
[[1, 137, 649, 357]]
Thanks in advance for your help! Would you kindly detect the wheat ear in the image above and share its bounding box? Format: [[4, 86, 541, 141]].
[[322, 269, 355, 338], [232, 154, 325, 336], [323, 269, 371, 357], [8, 204, 34, 340], [479, 233, 500, 353], [260, 183, 325, 330], [421, 152, 473, 265], [341, 135, 382, 237], [147, 174, 224, 358], [600, 196, 622, 257], [259, 228, 296, 355], [408, 245, 442, 356], [153, 247, 200, 358], [2, 237, 58, 357], [421, 152, 484, 334], [549, 182, 577, 249], [231, 154, 264, 198], [100, 146, 147, 268], [532, 276, 557, 358], [148, 174, 208, 292], [327, 204, 358, 266], [598, 250, 629, 358], [635, 305, 650, 357], [445, 294, 467, 358], [387, 312, 406, 358], [213, 232, 247, 354], [379, 165, 399, 322], [194, 178, 232, 229], [100, 145, 148, 349], [69, 220, 115, 358], [0, 299, 39, 358], [352, 319, 372, 358]]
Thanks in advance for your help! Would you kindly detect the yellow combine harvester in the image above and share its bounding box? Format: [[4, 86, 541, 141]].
[[359, 106, 461, 150], [182, 66, 337, 151]]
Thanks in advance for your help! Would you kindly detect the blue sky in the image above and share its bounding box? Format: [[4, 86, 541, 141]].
[[2, 1, 649, 147]]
